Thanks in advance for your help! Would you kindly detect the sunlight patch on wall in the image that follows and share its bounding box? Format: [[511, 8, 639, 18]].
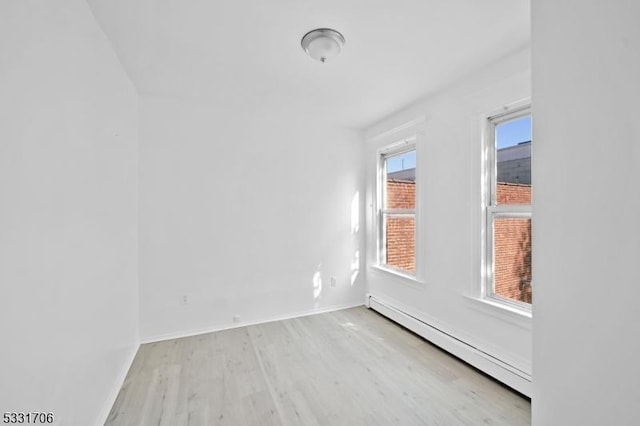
[[351, 192, 360, 234], [350, 250, 359, 286], [351, 191, 360, 286], [312, 266, 323, 300]]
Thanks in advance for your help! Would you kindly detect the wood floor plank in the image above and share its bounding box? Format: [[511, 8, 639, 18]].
[[106, 307, 530, 425]]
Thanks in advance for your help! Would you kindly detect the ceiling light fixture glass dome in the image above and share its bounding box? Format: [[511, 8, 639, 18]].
[[301, 28, 345, 63]]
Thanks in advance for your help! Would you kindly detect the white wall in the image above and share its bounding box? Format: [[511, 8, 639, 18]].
[[365, 48, 532, 381], [138, 95, 365, 341], [532, 1, 640, 425], [0, 1, 138, 425]]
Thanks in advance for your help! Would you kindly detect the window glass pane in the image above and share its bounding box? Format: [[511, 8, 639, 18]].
[[495, 115, 531, 204], [385, 150, 416, 209], [384, 214, 415, 273], [493, 217, 532, 304]]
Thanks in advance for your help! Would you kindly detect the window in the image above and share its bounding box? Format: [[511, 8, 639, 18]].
[[378, 140, 416, 276], [485, 108, 532, 307]]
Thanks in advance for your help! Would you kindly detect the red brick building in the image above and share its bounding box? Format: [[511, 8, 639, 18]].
[[495, 183, 532, 303], [385, 178, 531, 303], [385, 179, 416, 272]]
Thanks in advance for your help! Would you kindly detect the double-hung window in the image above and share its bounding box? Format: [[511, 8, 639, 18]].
[[378, 139, 417, 276], [485, 107, 532, 307]]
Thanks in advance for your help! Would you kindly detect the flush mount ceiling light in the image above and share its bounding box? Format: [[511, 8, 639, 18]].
[[301, 28, 345, 63]]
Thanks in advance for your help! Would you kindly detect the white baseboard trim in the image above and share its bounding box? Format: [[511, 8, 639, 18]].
[[95, 343, 140, 426], [140, 301, 365, 344], [367, 294, 532, 397]]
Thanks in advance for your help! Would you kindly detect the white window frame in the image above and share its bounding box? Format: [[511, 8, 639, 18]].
[[377, 137, 417, 278], [483, 105, 532, 312]]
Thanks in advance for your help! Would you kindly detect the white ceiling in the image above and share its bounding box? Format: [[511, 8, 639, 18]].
[[87, 0, 530, 128]]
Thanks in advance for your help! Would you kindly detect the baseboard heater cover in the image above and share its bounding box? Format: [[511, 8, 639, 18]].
[[367, 294, 532, 397]]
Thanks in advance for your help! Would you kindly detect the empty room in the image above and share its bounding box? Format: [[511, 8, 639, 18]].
[[2, 0, 639, 425]]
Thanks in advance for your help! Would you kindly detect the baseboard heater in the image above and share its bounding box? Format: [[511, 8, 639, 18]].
[[366, 294, 532, 397]]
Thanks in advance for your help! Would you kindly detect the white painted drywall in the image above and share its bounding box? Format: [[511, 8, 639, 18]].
[[364, 48, 533, 377], [138, 94, 365, 341], [0, 1, 138, 425], [532, 1, 640, 424]]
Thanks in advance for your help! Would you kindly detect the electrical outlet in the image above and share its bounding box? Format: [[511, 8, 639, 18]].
[[233, 315, 241, 323], [330, 276, 337, 287], [181, 294, 190, 305]]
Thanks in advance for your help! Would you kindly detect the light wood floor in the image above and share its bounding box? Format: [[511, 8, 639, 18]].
[[106, 307, 530, 425]]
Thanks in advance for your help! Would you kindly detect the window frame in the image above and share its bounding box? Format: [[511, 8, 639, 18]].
[[377, 137, 417, 278], [483, 105, 532, 311]]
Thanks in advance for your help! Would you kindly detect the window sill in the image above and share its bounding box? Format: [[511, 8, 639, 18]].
[[463, 295, 532, 330], [369, 265, 426, 289]]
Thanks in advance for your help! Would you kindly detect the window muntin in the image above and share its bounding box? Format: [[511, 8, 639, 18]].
[[379, 144, 416, 275], [486, 109, 532, 307]]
